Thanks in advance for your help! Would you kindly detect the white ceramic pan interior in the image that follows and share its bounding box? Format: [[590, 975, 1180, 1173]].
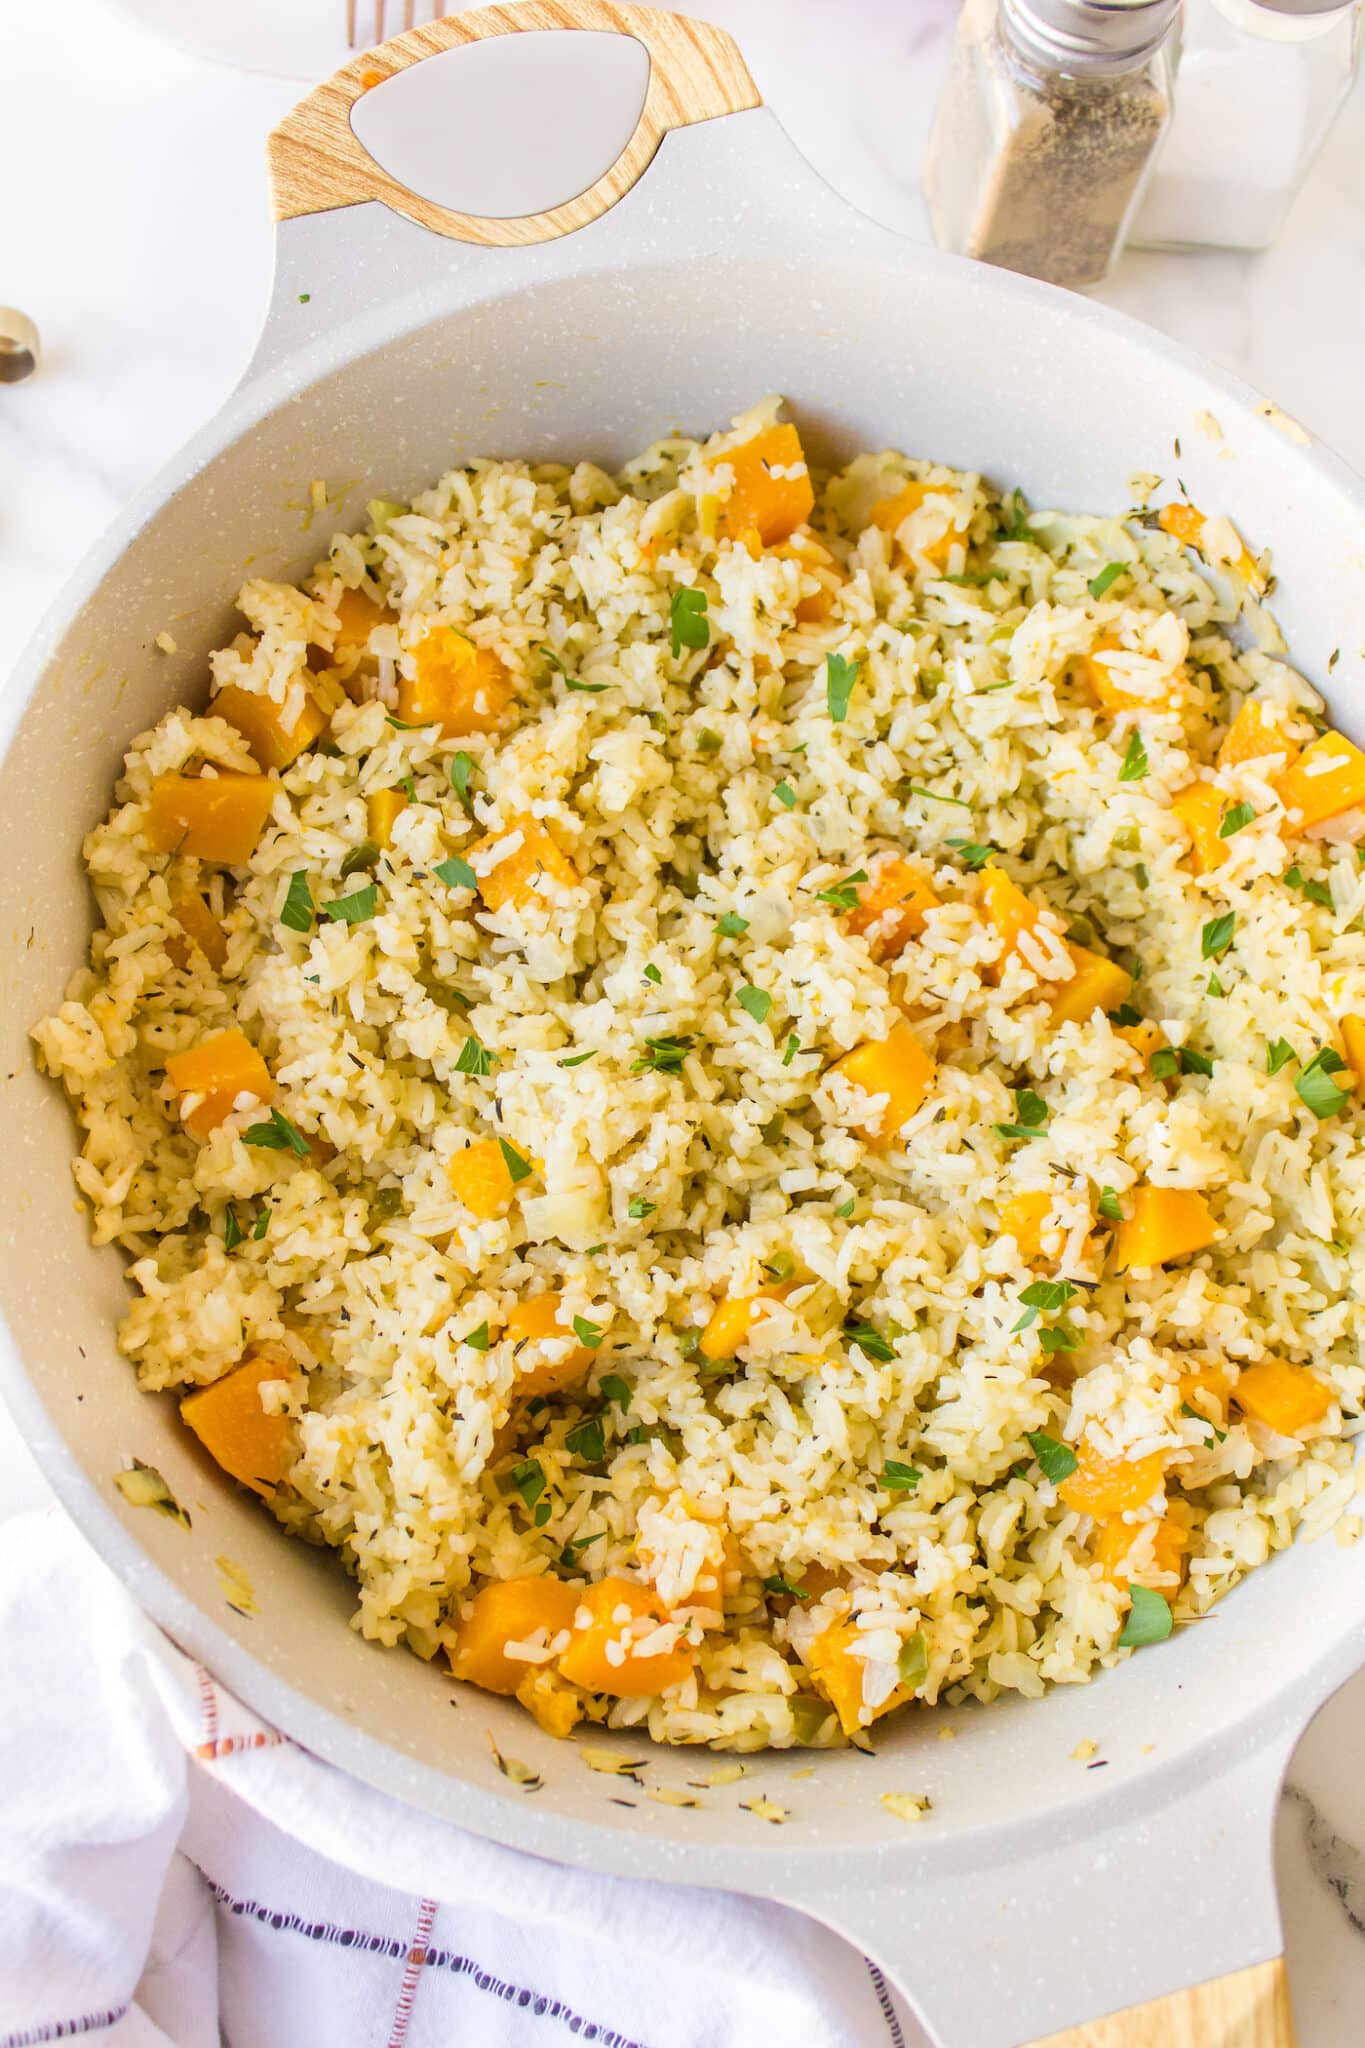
[[3, 8, 1364, 2043]]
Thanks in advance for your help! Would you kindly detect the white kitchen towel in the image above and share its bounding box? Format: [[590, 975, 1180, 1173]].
[[0, 1508, 921, 2048]]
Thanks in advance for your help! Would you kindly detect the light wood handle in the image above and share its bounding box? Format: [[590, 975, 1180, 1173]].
[[266, 0, 760, 248], [1029, 1958, 1294, 2048]]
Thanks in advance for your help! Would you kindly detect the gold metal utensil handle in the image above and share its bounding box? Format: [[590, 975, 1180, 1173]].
[[1028, 1958, 1295, 2048], [266, 0, 760, 248]]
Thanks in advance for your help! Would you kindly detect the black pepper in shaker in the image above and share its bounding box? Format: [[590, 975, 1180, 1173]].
[[924, 0, 1178, 291]]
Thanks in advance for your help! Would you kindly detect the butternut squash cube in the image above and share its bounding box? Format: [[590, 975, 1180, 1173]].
[[180, 1356, 295, 1497], [165, 1028, 274, 1138], [1234, 1359, 1332, 1436], [1158, 501, 1265, 592], [1092, 1515, 1187, 1596], [1178, 1362, 1233, 1427], [830, 1021, 936, 1147], [213, 681, 329, 771], [505, 1292, 593, 1400], [556, 1577, 693, 1698], [1115, 1018, 1166, 1063], [715, 423, 814, 551], [1217, 700, 1299, 775], [514, 1666, 583, 1739], [1115, 1187, 1216, 1271], [1060, 1443, 1167, 1517], [145, 773, 274, 865], [331, 587, 395, 659], [699, 1284, 793, 1362], [1341, 1014, 1365, 1091], [1276, 730, 1365, 832], [845, 855, 940, 961], [447, 1137, 519, 1221], [448, 1576, 582, 1696], [979, 863, 1042, 974], [366, 787, 408, 849], [870, 479, 967, 569], [1080, 636, 1180, 716], [998, 1190, 1056, 1263], [1170, 780, 1229, 876], [806, 1617, 912, 1738], [1052, 943, 1133, 1026], [399, 626, 515, 737], [167, 891, 227, 973], [468, 815, 579, 913]]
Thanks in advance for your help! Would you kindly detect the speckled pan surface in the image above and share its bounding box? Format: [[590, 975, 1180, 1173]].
[[2, 16, 1364, 2046]]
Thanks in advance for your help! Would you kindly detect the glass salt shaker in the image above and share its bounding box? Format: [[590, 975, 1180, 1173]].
[[924, 0, 1179, 291], [1131, 0, 1361, 252]]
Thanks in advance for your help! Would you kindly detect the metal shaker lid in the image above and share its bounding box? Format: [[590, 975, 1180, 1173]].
[[1003, 0, 1181, 68]]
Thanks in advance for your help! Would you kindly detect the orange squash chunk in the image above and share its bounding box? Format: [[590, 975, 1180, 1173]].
[[716, 423, 814, 550], [831, 1021, 936, 1147], [979, 863, 1042, 973], [1276, 730, 1365, 832], [468, 815, 579, 913], [213, 681, 329, 772], [167, 891, 227, 972], [448, 1576, 582, 1696], [1178, 1362, 1233, 1427], [1234, 1359, 1332, 1436], [447, 1138, 518, 1221], [1158, 501, 1265, 592], [1079, 635, 1180, 716], [1060, 1443, 1167, 1517], [1341, 1014, 1365, 1091], [398, 626, 515, 737], [514, 1666, 583, 1739], [806, 1617, 912, 1738], [1093, 1515, 1187, 1595], [699, 1284, 793, 1362], [844, 856, 940, 961], [1052, 943, 1133, 1026], [870, 479, 967, 569], [165, 1028, 274, 1138], [1115, 1017, 1166, 1063], [1218, 700, 1300, 775], [999, 1190, 1055, 1263], [366, 787, 408, 849], [332, 587, 394, 659], [557, 1577, 693, 1698], [1115, 1187, 1216, 1271], [505, 1292, 593, 1400], [180, 1356, 295, 1497], [145, 773, 275, 865], [1170, 780, 1230, 875]]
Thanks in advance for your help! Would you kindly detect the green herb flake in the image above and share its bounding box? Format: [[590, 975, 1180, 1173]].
[[1038, 1326, 1081, 1354], [881, 1458, 921, 1492], [1201, 912, 1236, 959], [572, 1316, 604, 1349], [1026, 1431, 1078, 1484], [947, 838, 995, 869], [897, 1630, 929, 1689], [717, 911, 750, 937], [848, 1323, 895, 1363], [566, 1415, 606, 1462], [600, 1374, 631, 1408], [628, 1198, 656, 1220], [1088, 562, 1127, 599], [643, 963, 663, 985], [1118, 1585, 1173, 1649], [454, 1035, 497, 1077], [670, 585, 710, 657], [1097, 1186, 1123, 1222], [243, 1107, 311, 1159], [1181, 1400, 1227, 1444], [737, 985, 772, 1024], [1219, 801, 1255, 839], [815, 869, 869, 911], [223, 1207, 243, 1251], [1149, 1047, 1180, 1081], [773, 780, 798, 810], [339, 839, 380, 880], [632, 1034, 692, 1076], [563, 676, 607, 694], [1179, 1047, 1215, 1078], [280, 870, 314, 934], [904, 784, 971, 808], [782, 1033, 801, 1067], [463, 1321, 491, 1351], [561, 1531, 604, 1567], [1296, 1046, 1351, 1120], [511, 1459, 546, 1511], [434, 854, 478, 892], [696, 729, 723, 756], [1117, 731, 1149, 783], [1109, 1003, 1143, 1028], [764, 1573, 810, 1600], [321, 882, 379, 924], [558, 1050, 596, 1068], [449, 751, 477, 808], [825, 651, 861, 723], [1266, 1038, 1297, 1076], [1207, 972, 1225, 998], [498, 1139, 533, 1183], [252, 1204, 271, 1241]]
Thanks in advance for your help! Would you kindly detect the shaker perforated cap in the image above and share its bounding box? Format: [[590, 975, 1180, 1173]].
[[1003, 0, 1180, 67]]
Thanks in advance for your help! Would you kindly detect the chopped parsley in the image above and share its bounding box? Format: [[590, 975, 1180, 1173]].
[[1266, 1038, 1297, 1076], [223, 1207, 243, 1251], [454, 1035, 497, 1076], [1118, 1585, 1173, 1648], [835, 1196, 855, 1219], [1149, 1047, 1180, 1081], [881, 1459, 920, 1492], [632, 1034, 691, 1075], [848, 1322, 895, 1363], [773, 780, 798, 810], [1182, 1400, 1227, 1443], [764, 1573, 810, 1600], [561, 1531, 603, 1567], [1087, 562, 1127, 599], [1117, 731, 1149, 783], [252, 1204, 271, 1241], [1026, 1430, 1078, 1484], [815, 869, 869, 911], [670, 585, 710, 656], [947, 838, 995, 869], [600, 1374, 631, 1407], [1097, 1186, 1123, 1222], [1207, 972, 1225, 997], [463, 1321, 490, 1350], [1179, 1046, 1215, 1077], [717, 911, 750, 937], [434, 854, 477, 891], [1285, 862, 1334, 908], [825, 651, 861, 723], [998, 489, 1035, 542], [627, 1198, 656, 1220], [1219, 801, 1255, 839], [643, 963, 663, 985], [1109, 1002, 1143, 1028], [558, 1050, 596, 1068], [1013, 1278, 1076, 1333], [566, 1416, 605, 1462], [280, 869, 314, 933], [339, 839, 380, 879], [510, 1459, 546, 1511], [321, 883, 379, 924], [737, 985, 772, 1024], [1296, 1046, 1351, 1120], [1038, 1326, 1081, 1354], [242, 1107, 311, 1158], [563, 675, 607, 694], [449, 750, 477, 808], [903, 784, 971, 808], [993, 1087, 1049, 1142], [498, 1139, 533, 1183], [1200, 912, 1236, 959]]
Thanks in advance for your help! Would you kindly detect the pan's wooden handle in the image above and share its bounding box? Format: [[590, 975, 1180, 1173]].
[[266, 0, 760, 248], [1028, 1957, 1294, 2048]]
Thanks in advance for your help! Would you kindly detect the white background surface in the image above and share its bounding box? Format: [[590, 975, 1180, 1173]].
[[4, 0, 1365, 2039]]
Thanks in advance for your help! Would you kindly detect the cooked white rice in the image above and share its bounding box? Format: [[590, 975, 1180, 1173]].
[[34, 396, 1365, 1751]]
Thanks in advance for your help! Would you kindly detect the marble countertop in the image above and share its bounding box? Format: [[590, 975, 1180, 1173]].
[[3, 1, 1364, 2040]]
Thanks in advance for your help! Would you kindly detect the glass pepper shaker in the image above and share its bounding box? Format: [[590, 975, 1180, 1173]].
[[1131, 0, 1361, 252], [924, 0, 1179, 290]]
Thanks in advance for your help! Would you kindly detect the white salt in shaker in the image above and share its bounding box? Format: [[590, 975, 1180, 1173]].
[[924, 0, 1179, 291], [1131, 0, 1361, 252]]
